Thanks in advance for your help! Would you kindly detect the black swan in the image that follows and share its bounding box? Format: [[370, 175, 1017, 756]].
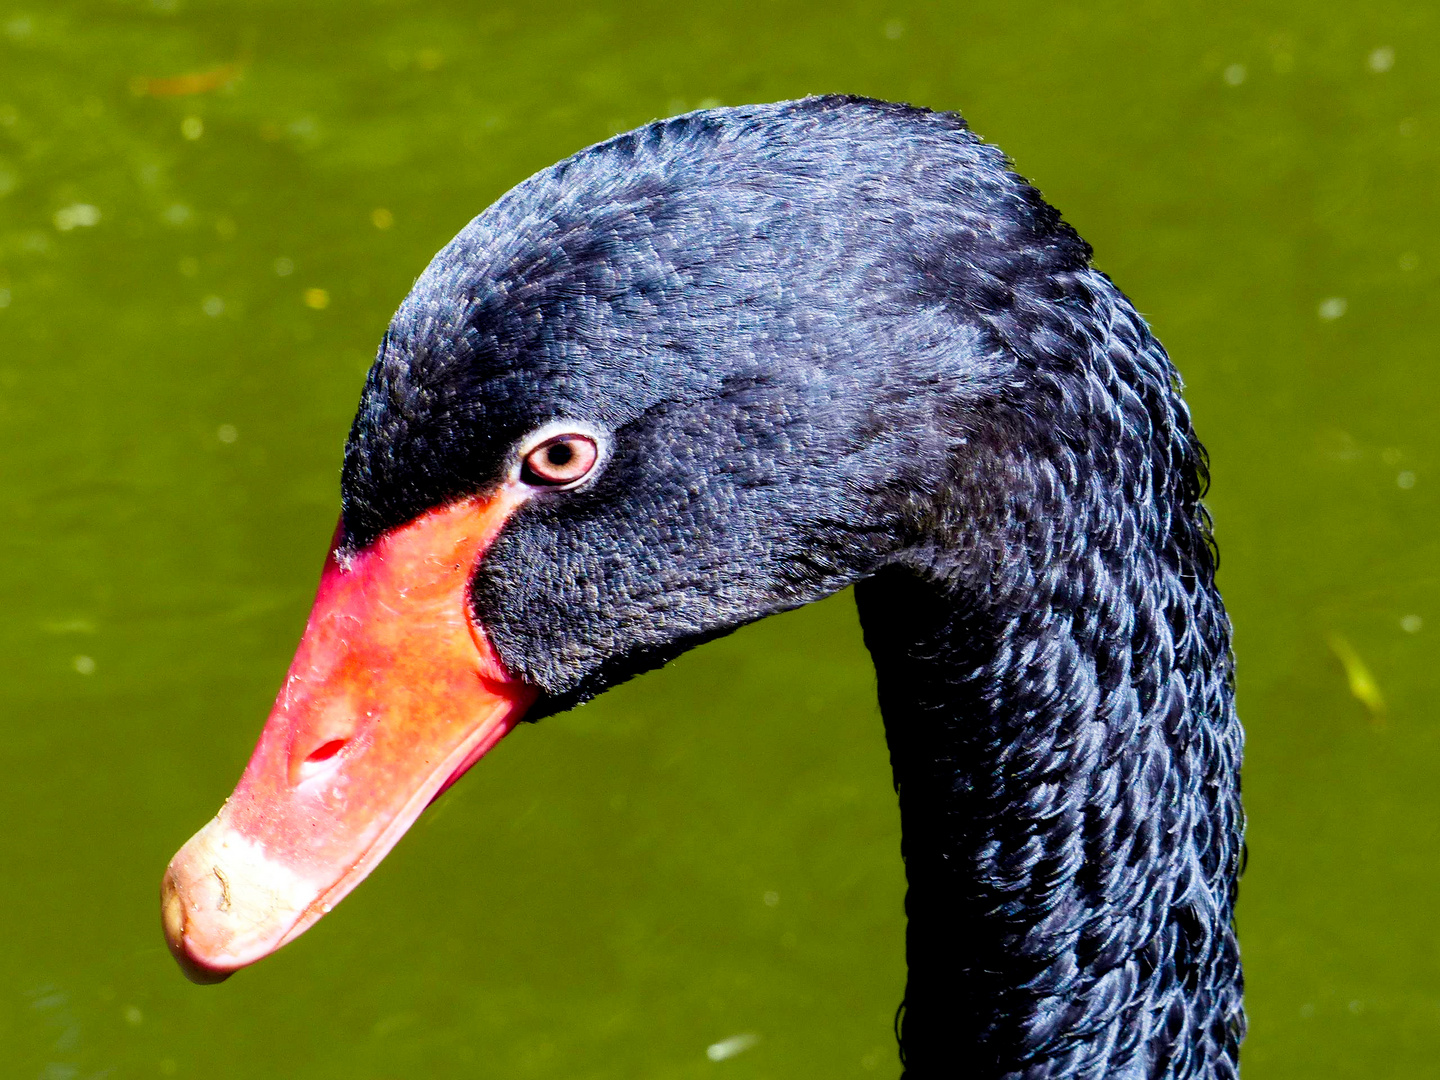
[[162, 96, 1243, 1079]]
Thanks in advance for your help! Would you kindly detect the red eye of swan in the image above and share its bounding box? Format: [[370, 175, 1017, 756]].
[[521, 433, 599, 486]]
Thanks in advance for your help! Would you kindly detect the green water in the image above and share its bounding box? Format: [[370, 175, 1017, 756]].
[[2, 1, 1437, 1076]]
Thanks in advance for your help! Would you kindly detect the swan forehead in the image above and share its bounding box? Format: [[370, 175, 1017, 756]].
[[341, 98, 1079, 550]]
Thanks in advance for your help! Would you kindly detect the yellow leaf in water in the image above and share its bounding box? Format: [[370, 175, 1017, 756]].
[[1327, 633, 1385, 720], [131, 62, 243, 98]]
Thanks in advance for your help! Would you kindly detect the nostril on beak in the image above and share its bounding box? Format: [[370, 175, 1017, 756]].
[[296, 739, 347, 782], [289, 733, 353, 786], [287, 702, 361, 786], [307, 739, 346, 763]]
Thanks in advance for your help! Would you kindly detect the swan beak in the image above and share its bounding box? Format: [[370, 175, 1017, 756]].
[[161, 492, 537, 983]]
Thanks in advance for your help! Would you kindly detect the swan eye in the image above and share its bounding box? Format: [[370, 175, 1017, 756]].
[[522, 433, 599, 487]]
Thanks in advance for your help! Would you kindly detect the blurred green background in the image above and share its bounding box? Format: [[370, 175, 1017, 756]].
[[1, 1, 1436, 1077]]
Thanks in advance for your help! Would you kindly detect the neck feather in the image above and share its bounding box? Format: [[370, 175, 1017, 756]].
[[856, 347, 1244, 1078]]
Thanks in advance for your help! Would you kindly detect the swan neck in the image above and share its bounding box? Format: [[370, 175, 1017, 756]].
[[857, 552, 1243, 1079]]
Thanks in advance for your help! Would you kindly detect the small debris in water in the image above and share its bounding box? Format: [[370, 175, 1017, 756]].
[[1223, 64, 1246, 86], [883, 19, 905, 40], [1397, 471, 1416, 490], [706, 1033, 758, 1061], [217, 424, 238, 444], [1326, 633, 1384, 721], [1317, 297, 1347, 321], [372, 207, 394, 230], [130, 62, 243, 98], [124, 1005, 143, 1025], [1368, 47, 1395, 73], [274, 256, 294, 277], [73, 655, 96, 675], [1401, 615, 1422, 634], [44, 617, 96, 634], [181, 116, 204, 140], [54, 204, 100, 231], [763, 890, 779, 907], [287, 116, 320, 144], [202, 295, 224, 317], [31, 988, 66, 1010], [304, 288, 330, 310]]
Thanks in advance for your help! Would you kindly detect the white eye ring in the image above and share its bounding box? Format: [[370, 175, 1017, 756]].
[[512, 420, 610, 490]]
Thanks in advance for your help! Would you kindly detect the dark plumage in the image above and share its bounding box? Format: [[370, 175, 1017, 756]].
[[340, 96, 1243, 1078]]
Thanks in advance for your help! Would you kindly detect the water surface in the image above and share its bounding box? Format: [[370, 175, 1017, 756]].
[[2, 1, 1437, 1076]]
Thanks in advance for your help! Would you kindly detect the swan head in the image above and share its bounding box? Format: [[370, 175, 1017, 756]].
[[163, 95, 1097, 981]]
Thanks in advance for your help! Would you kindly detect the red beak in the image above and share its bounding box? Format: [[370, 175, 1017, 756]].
[[161, 489, 537, 983]]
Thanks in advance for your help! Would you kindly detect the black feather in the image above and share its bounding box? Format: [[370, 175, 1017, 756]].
[[341, 95, 1242, 1079]]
